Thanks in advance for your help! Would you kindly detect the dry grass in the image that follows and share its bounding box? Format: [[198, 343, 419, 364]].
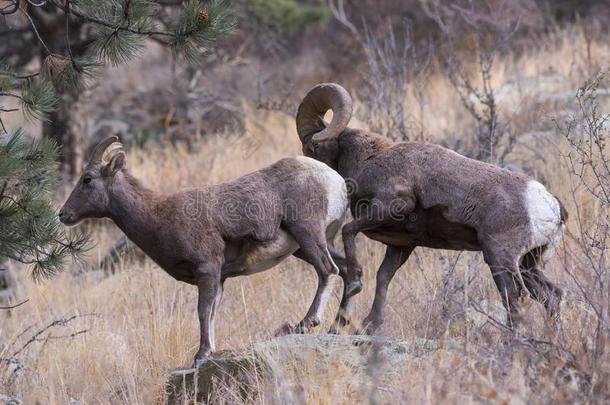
[[1, 23, 609, 404]]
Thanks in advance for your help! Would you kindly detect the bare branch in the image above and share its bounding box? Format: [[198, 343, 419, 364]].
[[7, 313, 97, 360], [328, 0, 359, 38], [0, 299, 28, 310], [19, 1, 51, 54]]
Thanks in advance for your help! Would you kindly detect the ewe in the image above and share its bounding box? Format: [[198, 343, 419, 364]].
[[60, 136, 347, 367]]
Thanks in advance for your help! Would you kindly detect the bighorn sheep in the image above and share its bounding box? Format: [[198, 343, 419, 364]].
[[296, 83, 566, 333], [60, 136, 347, 367]]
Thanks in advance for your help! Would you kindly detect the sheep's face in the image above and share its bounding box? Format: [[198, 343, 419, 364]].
[[302, 138, 340, 170], [59, 153, 125, 226]]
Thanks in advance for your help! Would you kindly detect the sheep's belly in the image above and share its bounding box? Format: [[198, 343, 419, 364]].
[[239, 230, 299, 275]]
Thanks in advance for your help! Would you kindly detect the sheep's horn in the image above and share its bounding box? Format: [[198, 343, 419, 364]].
[[90, 136, 119, 164], [296, 83, 353, 143]]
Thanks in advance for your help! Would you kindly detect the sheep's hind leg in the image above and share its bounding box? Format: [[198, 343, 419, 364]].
[[482, 247, 523, 330], [287, 221, 339, 333], [325, 245, 356, 334], [325, 228, 360, 333], [520, 248, 562, 320]]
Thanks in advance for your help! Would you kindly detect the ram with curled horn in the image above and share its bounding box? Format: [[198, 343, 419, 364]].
[[60, 136, 348, 367], [296, 83, 568, 334]]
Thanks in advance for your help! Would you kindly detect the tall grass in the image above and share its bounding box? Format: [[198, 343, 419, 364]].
[[1, 22, 609, 404]]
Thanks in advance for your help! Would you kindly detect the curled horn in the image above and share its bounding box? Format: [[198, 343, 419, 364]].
[[296, 83, 353, 143], [89, 136, 120, 164]]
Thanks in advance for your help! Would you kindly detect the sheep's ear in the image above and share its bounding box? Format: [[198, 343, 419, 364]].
[[102, 152, 125, 177]]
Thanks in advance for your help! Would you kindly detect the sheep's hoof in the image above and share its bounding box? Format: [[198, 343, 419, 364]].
[[192, 354, 210, 369], [328, 322, 346, 335], [273, 320, 316, 336], [352, 327, 377, 347], [292, 317, 319, 334], [273, 320, 297, 337], [328, 313, 351, 334], [353, 338, 373, 348], [344, 280, 363, 298]]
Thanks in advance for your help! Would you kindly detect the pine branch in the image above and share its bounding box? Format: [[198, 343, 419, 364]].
[[19, 78, 57, 121], [57, 0, 173, 38], [171, 0, 236, 62], [0, 130, 91, 279], [0, 0, 235, 280]]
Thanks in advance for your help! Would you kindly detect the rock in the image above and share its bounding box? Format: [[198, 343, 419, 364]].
[[167, 351, 263, 404], [0, 394, 22, 405], [166, 334, 460, 404]]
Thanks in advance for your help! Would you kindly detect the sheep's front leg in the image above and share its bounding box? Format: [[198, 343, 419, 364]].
[[342, 217, 382, 297], [360, 245, 412, 335], [193, 264, 221, 368], [343, 196, 415, 298]]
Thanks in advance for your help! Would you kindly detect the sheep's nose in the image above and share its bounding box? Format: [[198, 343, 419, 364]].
[[58, 210, 67, 222]]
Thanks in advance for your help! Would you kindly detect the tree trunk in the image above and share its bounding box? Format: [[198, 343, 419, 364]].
[[43, 90, 84, 177], [0, 262, 15, 304], [31, 6, 87, 178]]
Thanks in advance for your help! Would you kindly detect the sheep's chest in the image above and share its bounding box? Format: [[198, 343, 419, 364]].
[[223, 230, 299, 277]]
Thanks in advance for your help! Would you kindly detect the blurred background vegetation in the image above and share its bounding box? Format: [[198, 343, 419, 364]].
[[0, 0, 609, 403], [4, 0, 605, 278]]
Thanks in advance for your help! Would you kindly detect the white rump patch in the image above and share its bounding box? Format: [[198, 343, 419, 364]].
[[295, 156, 348, 226], [524, 180, 563, 254]]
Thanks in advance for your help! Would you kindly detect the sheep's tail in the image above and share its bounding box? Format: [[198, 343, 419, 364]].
[[555, 195, 569, 224], [540, 194, 568, 262]]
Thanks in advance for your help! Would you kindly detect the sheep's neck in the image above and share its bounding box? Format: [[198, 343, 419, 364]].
[[337, 132, 391, 179], [107, 172, 160, 252], [336, 152, 360, 180]]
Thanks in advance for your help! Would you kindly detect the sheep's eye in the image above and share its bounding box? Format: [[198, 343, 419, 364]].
[[83, 177, 92, 185]]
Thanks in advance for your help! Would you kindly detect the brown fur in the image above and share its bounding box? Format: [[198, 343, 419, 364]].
[[60, 137, 347, 367], [296, 83, 565, 334]]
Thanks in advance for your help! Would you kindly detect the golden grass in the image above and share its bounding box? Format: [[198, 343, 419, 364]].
[[1, 23, 609, 404]]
